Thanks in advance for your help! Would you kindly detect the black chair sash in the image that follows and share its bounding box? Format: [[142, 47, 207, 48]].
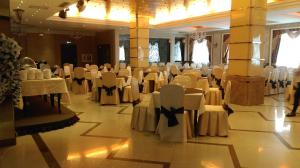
[[168, 73, 177, 83], [215, 78, 221, 87], [211, 74, 215, 80], [278, 80, 285, 88], [223, 104, 234, 116], [270, 80, 277, 89], [160, 106, 184, 127], [65, 75, 70, 78], [286, 81, 291, 87], [265, 80, 268, 86], [74, 77, 85, 85], [102, 85, 116, 96]]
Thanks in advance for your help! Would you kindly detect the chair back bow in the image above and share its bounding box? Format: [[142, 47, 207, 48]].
[[270, 80, 277, 89], [160, 106, 184, 127], [74, 77, 85, 85], [222, 104, 234, 116], [103, 85, 116, 96]]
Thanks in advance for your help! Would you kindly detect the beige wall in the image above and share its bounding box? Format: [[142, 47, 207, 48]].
[[11, 33, 114, 67]]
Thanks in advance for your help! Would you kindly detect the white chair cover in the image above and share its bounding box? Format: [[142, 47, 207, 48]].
[[191, 63, 197, 69], [157, 85, 192, 142], [100, 72, 120, 105], [171, 75, 192, 88], [206, 88, 222, 105], [104, 63, 111, 69], [120, 63, 126, 69], [114, 63, 120, 73], [183, 63, 190, 69], [89, 64, 98, 71], [63, 65, 71, 78], [118, 69, 130, 77], [43, 69, 51, 79], [183, 74, 198, 88], [72, 67, 88, 94], [127, 66, 132, 76], [198, 81, 231, 136], [123, 77, 139, 103]]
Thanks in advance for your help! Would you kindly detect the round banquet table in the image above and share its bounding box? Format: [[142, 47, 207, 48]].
[[21, 78, 71, 113]]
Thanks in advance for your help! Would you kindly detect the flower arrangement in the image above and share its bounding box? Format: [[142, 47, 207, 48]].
[[0, 33, 22, 105]]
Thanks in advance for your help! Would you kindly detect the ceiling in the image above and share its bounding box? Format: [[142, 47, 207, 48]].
[[9, 0, 300, 35]]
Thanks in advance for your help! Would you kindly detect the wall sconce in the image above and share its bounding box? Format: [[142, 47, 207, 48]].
[[13, 8, 24, 23]]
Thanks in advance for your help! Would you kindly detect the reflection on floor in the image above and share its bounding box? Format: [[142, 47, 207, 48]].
[[1, 93, 300, 168]]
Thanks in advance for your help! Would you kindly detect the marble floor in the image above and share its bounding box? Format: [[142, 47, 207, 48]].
[[1, 93, 300, 168]]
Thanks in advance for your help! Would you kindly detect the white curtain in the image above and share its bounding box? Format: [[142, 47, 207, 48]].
[[149, 42, 160, 63], [119, 45, 125, 61], [276, 33, 300, 68], [174, 41, 182, 62], [192, 39, 209, 65]]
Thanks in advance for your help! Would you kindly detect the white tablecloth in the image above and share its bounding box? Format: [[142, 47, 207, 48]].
[[93, 77, 126, 89], [152, 91, 206, 112], [196, 78, 209, 93], [21, 78, 70, 104]]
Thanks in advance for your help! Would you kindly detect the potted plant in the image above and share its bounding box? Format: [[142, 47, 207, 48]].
[[0, 33, 22, 147]]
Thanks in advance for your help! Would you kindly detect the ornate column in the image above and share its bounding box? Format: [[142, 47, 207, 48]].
[[227, 0, 267, 105], [129, 0, 150, 68]]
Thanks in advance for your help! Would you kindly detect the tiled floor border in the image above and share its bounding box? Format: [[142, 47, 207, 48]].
[[32, 119, 243, 168], [32, 134, 61, 168], [233, 111, 300, 150], [187, 141, 241, 168]]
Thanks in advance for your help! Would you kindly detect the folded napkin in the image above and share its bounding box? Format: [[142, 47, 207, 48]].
[[35, 69, 44, 80], [27, 68, 36, 80], [43, 69, 51, 79], [19, 70, 27, 81]]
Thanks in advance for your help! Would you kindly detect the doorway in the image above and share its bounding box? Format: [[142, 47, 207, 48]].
[[97, 44, 111, 65], [61, 43, 77, 66]]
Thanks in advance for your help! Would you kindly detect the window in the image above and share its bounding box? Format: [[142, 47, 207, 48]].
[[119, 45, 125, 61], [192, 39, 210, 65], [149, 42, 160, 62], [276, 33, 300, 68], [174, 41, 182, 62]]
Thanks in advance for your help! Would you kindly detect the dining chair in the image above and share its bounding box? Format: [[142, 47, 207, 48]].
[[172, 75, 192, 88], [72, 67, 88, 94], [157, 84, 192, 142], [198, 81, 232, 137], [100, 72, 120, 105], [118, 68, 130, 77]]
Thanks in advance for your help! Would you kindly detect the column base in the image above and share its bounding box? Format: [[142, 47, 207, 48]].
[[227, 75, 265, 106]]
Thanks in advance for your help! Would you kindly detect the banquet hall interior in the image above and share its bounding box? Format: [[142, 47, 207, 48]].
[[1, 0, 300, 167]]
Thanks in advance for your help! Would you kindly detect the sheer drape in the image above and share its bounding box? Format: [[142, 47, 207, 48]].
[[192, 39, 210, 65], [149, 42, 160, 63], [174, 41, 182, 62], [119, 45, 125, 61], [276, 32, 300, 68]]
